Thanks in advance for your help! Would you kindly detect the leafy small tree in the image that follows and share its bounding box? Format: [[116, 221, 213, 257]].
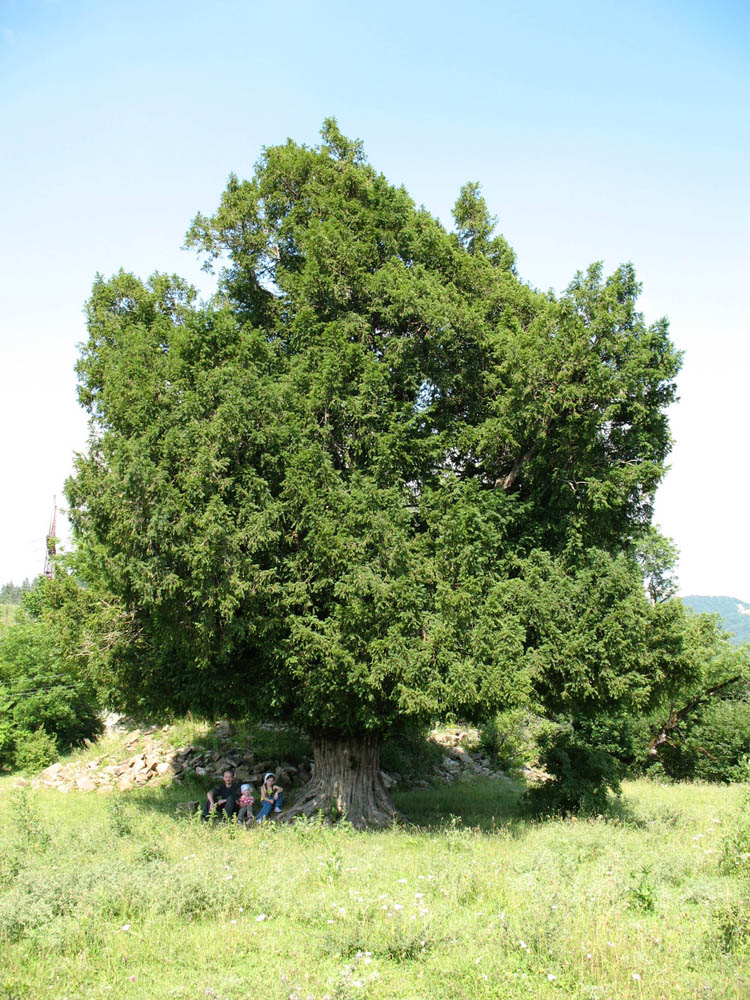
[[635, 526, 679, 604], [64, 120, 683, 824], [0, 600, 102, 772]]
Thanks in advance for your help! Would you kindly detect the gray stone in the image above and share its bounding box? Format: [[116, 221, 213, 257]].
[[176, 800, 200, 814]]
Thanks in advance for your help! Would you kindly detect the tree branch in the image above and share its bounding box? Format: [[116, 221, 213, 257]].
[[648, 674, 743, 754], [495, 446, 535, 491]]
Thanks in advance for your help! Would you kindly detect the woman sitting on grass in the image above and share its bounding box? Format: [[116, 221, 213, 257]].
[[256, 772, 283, 821]]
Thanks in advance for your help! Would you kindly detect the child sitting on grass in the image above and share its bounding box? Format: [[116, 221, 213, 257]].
[[256, 772, 283, 821], [236, 783, 255, 826]]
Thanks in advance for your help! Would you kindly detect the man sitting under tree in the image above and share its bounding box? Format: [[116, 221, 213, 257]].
[[201, 768, 241, 822]]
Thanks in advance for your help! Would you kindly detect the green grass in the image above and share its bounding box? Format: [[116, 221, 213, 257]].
[[0, 774, 747, 1000]]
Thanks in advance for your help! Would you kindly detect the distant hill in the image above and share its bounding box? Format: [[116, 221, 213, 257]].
[[681, 595, 750, 645]]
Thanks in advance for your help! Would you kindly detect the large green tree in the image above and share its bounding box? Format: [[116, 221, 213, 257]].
[[66, 120, 682, 824]]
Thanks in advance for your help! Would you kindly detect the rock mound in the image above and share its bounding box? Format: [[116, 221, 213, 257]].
[[22, 721, 521, 794]]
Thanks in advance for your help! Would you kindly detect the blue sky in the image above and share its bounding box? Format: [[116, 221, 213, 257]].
[[1, 0, 748, 598]]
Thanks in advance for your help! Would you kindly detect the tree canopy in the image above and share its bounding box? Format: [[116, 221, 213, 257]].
[[63, 120, 683, 823]]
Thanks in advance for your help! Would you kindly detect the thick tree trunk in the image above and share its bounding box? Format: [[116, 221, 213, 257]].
[[285, 733, 397, 829]]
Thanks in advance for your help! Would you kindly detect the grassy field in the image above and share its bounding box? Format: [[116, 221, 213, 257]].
[[0, 773, 747, 1000]]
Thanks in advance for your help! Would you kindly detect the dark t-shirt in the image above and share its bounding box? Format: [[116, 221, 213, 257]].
[[210, 781, 241, 802]]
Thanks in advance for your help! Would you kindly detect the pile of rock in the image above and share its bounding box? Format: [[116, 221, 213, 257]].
[[17, 722, 522, 795], [25, 724, 314, 795], [429, 727, 511, 784]]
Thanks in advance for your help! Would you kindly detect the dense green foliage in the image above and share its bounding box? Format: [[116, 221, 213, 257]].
[[528, 714, 633, 813], [654, 692, 750, 782], [634, 609, 750, 784], [0, 598, 102, 772], [479, 601, 750, 796], [60, 120, 686, 811]]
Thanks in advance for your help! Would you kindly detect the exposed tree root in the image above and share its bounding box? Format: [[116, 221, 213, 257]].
[[284, 733, 398, 829]]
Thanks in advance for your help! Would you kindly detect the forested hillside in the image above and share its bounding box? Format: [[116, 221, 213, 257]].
[[682, 595, 750, 645]]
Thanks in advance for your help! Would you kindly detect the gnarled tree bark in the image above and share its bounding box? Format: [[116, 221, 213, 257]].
[[285, 732, 397, 828]]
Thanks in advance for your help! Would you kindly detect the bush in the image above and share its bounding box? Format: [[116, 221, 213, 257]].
[[713, 896, 750, 954], [526, 715, 633, 814], [14, 727, 59, 773], [478, 709, 557, 772], [0, 613, 102, 772], [652, 694, 750, 783]]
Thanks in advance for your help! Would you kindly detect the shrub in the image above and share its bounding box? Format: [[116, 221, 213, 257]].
[[653, 694, 750, 783], [14, 727, 59, 772], [478, 709, 557, 772], [719, 795, 750, 878], [0, 614, 101, 772], [526, 715, 633, 814], [713, 895, 750, 954]]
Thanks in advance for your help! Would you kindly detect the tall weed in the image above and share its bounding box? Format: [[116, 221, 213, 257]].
[[719, 793, 750, 878]]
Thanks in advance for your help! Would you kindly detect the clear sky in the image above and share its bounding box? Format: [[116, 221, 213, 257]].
[[1, 0, 748, 598]]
